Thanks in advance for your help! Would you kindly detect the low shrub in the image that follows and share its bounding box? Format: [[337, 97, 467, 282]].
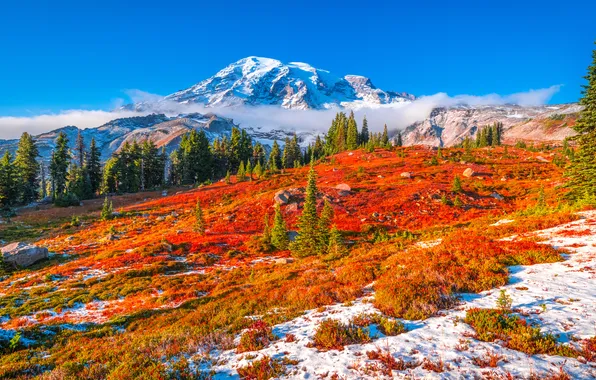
[[312, 319, 371, 351], [465, 308, 578, 357], [366, 348, 419, 375], [236, 356, 286, 379], [237, 320, 277, 353]]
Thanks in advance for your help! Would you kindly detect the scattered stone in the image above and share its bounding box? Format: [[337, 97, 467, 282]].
[[286, 203, 299, 212], [1, 242, 49, 268], [491, 192, 504, 201], [400, 172, 412, 179], [335, 183, 351, 192], [275, 257, 295, 265], [287, 231, 298, 242], [463, 168, 475, 178], [501, 176, 507, 182], [66, 236, 76, 242], [162, 190, 168, 197], [171, 211, 179, 218], [536, 156, 549, 163], [156, 216, 166, 222]]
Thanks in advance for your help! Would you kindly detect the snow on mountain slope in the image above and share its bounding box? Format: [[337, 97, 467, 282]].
[[200, 211, 596, 379], [402, 103, 580, 147], [149, 56, 415, 110]]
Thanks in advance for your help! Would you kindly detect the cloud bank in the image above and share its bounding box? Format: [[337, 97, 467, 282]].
[[0, 85, 562, 140]]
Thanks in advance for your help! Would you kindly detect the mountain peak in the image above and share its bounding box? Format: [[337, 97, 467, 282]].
[[158, 57, 414, 110]]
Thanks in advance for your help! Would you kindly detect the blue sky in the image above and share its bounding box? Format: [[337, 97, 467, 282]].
[[0, 0, 594, 117]]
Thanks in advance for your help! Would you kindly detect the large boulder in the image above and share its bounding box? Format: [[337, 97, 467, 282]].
[[274, 190, 292, 205], [1, 242, 48, 268], [463, 168, 475, 178], [335, 183, 352, 196]]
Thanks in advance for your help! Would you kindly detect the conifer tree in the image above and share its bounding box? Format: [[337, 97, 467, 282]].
[[360, 116, 370, 145], [566, 43, 596, 200], [271, 203, 289, 250], [0, 152, 17, 207], [395, 131, 403, 147], [246, 160, 253, 181], [88, 137, 102, 195], [195, 200, 205, 235], [101, 197, 113, 221], [317, 200, 334, 252], [14, 132, 40, 204], [75, 130, 85, 168], [237, 161, 246, 182], [381, 124, 389, 147], [269, 140, 282, 172], [346, 111, 359, 150], [49, 132, 71, 200], [225, 170, 231, 184], [451, 176, 462, 193], [327, 225, 347, 259], [453, 196, 463, 208], [254, 161, 263, 179], [291, 164, 320, 257]]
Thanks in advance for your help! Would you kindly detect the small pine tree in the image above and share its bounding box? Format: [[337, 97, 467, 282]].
[[101, 197, 113, 221], [430, 156, 438, 166], [271, 203, 289, 250], [254, 161, 263, 179], [326, 225, 347, 259], [451, 176, 462, 193], [291, 164, 320, 257], [537, 185, 546, 209], [436, 146, 442, 160], [225, 170, 231, 184], [317, 200, 334, 251], [237, 161, 246, 182], [496, 289, 512, 311], [453, 196, 463, 208], [246, 160, 253, 181], [195, 200, 205, 235]]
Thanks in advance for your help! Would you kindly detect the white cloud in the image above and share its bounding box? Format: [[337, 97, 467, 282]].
[[0, 86, 562, 140]]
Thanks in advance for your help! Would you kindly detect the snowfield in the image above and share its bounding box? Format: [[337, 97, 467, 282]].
[[202, 211, 596, 379]]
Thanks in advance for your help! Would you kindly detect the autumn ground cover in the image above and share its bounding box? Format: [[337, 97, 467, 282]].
[[0, 145, 591, 378]]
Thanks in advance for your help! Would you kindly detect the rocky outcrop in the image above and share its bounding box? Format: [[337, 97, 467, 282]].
[[1, 242, 48, 268], [463, 168, 475, 178]]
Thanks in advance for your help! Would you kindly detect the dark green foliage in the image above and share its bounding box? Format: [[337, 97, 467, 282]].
[[566, 43, 596, 200], [326, 225, 347, 259], [0, 151, 18, 207], [237, 161, 246, 182], [360, 116, 370, 144], [346, 111, 359, 150], [395, 131, 403, 147], [381, 124, 389, 147], [451, 176, 462, 193], [269, 140, 282, 172], [317, 200, 334, 252], [49, 132, 71, 200], [14, 132, 40, 204], [88, 138, 102, 195], [271, 203, 288, 250], [291, 165, 320, 257]]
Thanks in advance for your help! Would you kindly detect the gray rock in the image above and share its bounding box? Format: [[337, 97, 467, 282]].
[[275, 257, 295, 265], [274, 190, 291, 205], [400, 172, 412, 179], [491, 192, 504, 201], [335, 183, 351, 192], [1, 242, 49, 268]]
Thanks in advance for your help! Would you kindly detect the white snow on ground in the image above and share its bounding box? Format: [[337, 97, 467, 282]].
[[201, 211, 596, 379]]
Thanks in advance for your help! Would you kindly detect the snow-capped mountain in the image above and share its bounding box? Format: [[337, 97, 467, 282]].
[[127, 56, 415, 111]]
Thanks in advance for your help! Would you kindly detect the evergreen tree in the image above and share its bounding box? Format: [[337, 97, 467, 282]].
[[49, 132, 71, 200], [452, 176, 463, 193], [75, 130, 85, 168], [454, 196, 463, 207], [269, 140, 282, 172], [566, 43, 596, 199], [237, 161, 246, 182], [0, 152, 17, 207], [225, 170, 231, 184], [88, 137, 102, 195], [261, 212, 272, 248], [291, 164, 320, 257], [346, 111, 359, 150], [381, 124, 389, 147], [195, 200, 205, 235], [317, 200, 334, 252], [102, 157, 120, 194], [246, 160, 253, 181], [360, 116, 370, 145], [254, 161, 263, 179], [395, 131, 403, 147], [327, 225, 347, 259], [271, 203, 289, 250], [101, 197, 113, 221], [14, 132, 40, 204]]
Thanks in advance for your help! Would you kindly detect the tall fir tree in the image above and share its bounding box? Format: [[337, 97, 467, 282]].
[[0, 152, 17, 207], [291, 164, 320, 257], [346, 111, 359, 150], [87, 137, 102, 195], [360, 116, 370, 145], [381, 124, 389, 147], [271, 203, 289, 250], [395, 131, 403, 147], [14, 132, 40, 204], [75, 130, 85, 168], [317, 200, 334, 252], [566, 43, 596, 199], [269, 140, 282, 172], [327, 225, 347, 259], [49, 132, 71, 200]]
